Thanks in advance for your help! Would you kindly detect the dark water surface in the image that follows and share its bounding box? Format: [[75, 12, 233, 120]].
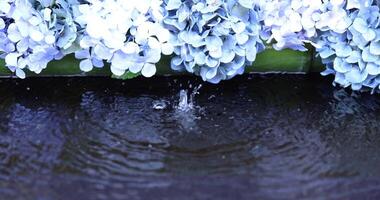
[[0, 75, 380, 200]]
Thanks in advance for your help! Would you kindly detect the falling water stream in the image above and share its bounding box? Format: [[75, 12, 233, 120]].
[[0, 75, 380, 199]]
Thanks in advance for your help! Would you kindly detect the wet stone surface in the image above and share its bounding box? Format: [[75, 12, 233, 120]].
[[0, 75, 380, 199]]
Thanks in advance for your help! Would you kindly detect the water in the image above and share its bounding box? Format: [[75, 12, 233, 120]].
[[152, 100, 168, 110], [178, 89, 192, 111], [176, 84, 202, 112], [0, 75, 380, 199]]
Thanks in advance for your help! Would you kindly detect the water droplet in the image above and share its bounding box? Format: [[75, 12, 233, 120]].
[[176, 84, 202, 112], [153, 100, 168, 110], [208, 95, 216, 100], [177, 89, 192, 111]]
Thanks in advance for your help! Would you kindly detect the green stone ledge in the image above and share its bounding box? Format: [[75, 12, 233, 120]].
[[0, 48, 324, 78]]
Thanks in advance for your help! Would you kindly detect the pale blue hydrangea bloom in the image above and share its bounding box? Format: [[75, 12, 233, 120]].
[[74, 0, 174, 77], [260, 0, 351, 51], [0, 2, 16, 63], [315, 0, 380, 92], [0, 0, 79, 78], [163, 0, 264, 83], [346, 0, 374, 9]]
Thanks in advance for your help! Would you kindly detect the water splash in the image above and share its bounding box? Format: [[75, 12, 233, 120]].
[[171, 84, 203, 132], [176, 84, 202, 112], [152, 100, 168, 110], [177, 89, 192, 111]]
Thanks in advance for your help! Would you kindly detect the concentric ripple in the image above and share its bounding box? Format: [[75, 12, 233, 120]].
[[0, 75, 380, 199]]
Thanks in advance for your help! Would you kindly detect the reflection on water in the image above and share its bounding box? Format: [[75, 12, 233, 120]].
[[0, 75, 380, 199]]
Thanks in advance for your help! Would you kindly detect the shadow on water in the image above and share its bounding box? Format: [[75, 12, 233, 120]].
[[0, 74, 380, 199]]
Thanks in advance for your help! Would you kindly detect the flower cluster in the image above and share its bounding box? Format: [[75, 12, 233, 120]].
[[0, 2, 15, 67], [2, 0, 380, 92], [260, 0, 351, 51], [163, 0, 264, 83], [0, 0, 78, 78], [315, 1, 380, 92], [74, 0, 173, 77]]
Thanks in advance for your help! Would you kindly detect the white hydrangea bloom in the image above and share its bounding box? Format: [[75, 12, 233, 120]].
[[260, 0, 351, 51], [346, 0, 373, 9], [315, 0, 352, 33], [0, 0, 66, 78], [75, 0, 173, 77]]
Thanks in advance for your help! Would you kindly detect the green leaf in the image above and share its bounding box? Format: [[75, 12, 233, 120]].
[[111, 71, 141, 80]]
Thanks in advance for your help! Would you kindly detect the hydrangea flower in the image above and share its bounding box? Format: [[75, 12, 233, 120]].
[[315, 1, 380, 92], [0, 0, 79, 78], [260, 0, 351, 51], [163, 0, 264, 83], [0, 2, 16, 65], [74, 0, 173, 78]]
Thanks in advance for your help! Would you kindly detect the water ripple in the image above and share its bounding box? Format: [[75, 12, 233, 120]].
[[0, 76, 379, 199]]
